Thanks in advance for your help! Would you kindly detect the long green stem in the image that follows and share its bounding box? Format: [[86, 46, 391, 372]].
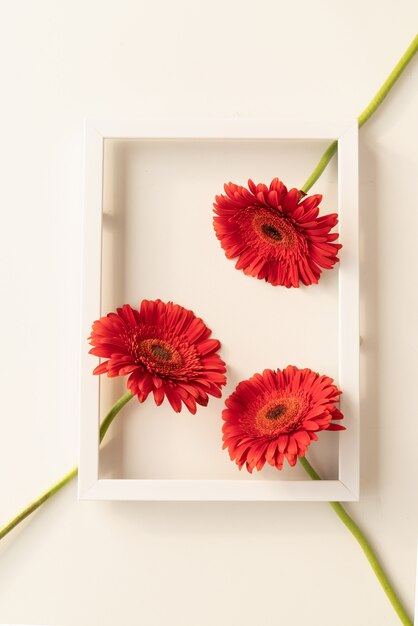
[[0, 391, 133, 542], [299, 456, 413, 626], [300, 34, 418, 193], [98, 391, 133, 442]]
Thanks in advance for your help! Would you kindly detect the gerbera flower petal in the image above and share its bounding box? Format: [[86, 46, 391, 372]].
[[213, 178, 341, 288], [89, 299, 227, 413], [326, 423, 346, 431], [222, 365, 344, 472]]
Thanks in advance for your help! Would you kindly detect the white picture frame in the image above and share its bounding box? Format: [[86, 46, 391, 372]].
[[79, 120, 359, 502]]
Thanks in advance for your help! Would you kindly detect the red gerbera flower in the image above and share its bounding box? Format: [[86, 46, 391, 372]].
[[89, 299, 227, 414], [213, 178, 342, 287], [222, 365, 344, 472]]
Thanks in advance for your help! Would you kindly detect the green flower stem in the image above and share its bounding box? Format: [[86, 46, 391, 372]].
[[0, 391, 134, 542], [299, 456, 413, 626], [300, 34, 418, 194], [98, 391, 133, 442]]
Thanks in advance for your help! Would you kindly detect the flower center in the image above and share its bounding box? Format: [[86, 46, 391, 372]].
[[140, 338, 182, 367], [251, 209, 297, 249], [261, 223, 283, 241], [253, 395, 305, 436], [266, 403, 286, 419], [150, 343, 172, 361]]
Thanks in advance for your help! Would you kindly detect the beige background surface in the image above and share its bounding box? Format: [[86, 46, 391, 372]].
[[0, 1, 417, 625]]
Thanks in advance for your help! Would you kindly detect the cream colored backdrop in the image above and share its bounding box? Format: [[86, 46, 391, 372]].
[[0, 2, 417, 625]]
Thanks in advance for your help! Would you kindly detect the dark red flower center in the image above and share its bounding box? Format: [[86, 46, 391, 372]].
[[252, 210, 297, 249], [261, 223, 283, 241], [122, 326, 186, 376], [139, 338, 183, 372], [119, 321, 206, 381], [149, 343, 172, 361], [249, 393, 309, 437], [266, 403, 286, 419]]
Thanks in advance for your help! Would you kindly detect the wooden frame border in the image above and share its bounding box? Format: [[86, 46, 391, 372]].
[[79, 120, 359, 501]]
